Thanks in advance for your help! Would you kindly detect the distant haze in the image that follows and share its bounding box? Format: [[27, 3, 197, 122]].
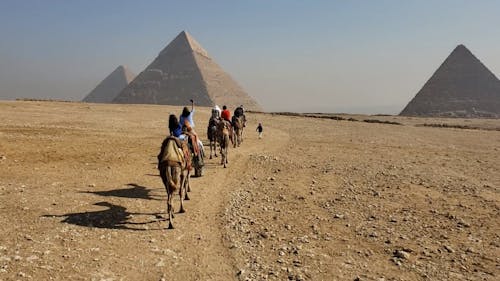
[[1, 1, 499, 114]]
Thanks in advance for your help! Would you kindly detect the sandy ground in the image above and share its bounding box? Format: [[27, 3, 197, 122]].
[[0, 100, 499, 281]]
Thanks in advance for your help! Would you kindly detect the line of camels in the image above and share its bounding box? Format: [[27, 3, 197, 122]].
[[157, 112, 246, 229]]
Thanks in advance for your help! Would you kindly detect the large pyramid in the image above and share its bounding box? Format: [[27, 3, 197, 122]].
[[113, 31, 262, 111], [400, 44, 500, 118], [82, 65, 135, 103]]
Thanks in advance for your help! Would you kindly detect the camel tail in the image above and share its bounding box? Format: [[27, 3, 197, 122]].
[[166, 166, 179, 191]]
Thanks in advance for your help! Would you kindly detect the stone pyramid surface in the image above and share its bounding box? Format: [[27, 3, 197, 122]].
[[83, 65, 135, 103], [400, 45, 500, 118], [113, 31, 262, 111]]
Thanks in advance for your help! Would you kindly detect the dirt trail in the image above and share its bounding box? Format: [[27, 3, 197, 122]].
[[162, 122, 288, 280]]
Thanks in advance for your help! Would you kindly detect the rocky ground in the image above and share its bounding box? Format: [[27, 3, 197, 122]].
[[0, 101, 498, 281]]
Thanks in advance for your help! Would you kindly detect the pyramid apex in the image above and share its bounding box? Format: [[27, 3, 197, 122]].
[[452, 44, 472, 54], [159, 30, 209, 58]]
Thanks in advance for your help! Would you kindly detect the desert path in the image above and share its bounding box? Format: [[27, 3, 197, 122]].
[[151, 118, 289, 280], [1, 101, 498, 281]]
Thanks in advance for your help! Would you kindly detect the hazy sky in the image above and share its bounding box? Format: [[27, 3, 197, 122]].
[[1, 0, 499, 114]]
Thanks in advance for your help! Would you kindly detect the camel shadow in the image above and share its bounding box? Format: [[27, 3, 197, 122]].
[[80, 183, 163, 201], [42, 202, 168, 231]]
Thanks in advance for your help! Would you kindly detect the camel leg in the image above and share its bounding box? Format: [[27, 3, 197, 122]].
[[167, 190, 174, 229], [179, 171, 187, 211], [184, 176, 190, 201], [179, 187, 186, 213], [209, 142, 213, 159], [186, 170, 191, 193], [224, 147, 228, 168]]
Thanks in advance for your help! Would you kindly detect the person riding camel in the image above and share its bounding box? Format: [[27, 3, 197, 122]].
[[212, 105, 221, 119], [221, 105, 231, 122], [175, 99, 204, 157], [234, 105, 246, 127]]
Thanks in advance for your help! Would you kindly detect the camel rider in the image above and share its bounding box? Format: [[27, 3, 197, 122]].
[[177, 100, 204, 156], [221, 105, 231, 122], [179, 99, 196, 130], [234, 105, 246, 127], [212, 105, 221, 119], [169, 114, 182, 137]]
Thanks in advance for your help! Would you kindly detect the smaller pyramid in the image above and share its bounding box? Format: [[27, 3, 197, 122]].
[[400, 45, 500, 118], [83, 65, 136, 103]]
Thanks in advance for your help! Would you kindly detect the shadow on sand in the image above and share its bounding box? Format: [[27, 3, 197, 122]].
[[42, 201, 169, 231], [80, 183, 163, 201]]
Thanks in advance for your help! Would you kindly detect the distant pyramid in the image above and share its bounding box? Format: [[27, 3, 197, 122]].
[[400, 45, 500, 118], [113, 31, 262, 111], [83, 65, 135, 103]]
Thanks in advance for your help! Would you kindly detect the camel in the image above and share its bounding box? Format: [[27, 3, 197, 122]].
[[157, 136, 191, 229], [207, 116, 220, 159], [217, 119, 233, 168], [232, 115, 244, 148]]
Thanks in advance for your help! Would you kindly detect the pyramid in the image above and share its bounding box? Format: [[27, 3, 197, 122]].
[[113, 31, 262, 111], [400, 45, 500, 118], [82, 65, 135, 103]]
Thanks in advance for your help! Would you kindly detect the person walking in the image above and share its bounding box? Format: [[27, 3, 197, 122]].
[[256, 122, 263, 139]]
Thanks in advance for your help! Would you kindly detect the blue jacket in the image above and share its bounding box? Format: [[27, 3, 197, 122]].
[[179, 109, 195, 129]]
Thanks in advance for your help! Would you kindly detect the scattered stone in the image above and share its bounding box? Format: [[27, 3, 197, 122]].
[[444, 245, 455, 253], [391, 257, 402, 266], [394, 250, 411, 259]]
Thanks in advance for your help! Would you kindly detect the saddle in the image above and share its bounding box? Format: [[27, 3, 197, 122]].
[[158, 136, 191, 170], [231, 115, 243, 129]]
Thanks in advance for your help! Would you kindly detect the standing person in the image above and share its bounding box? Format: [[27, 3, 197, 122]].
[[256, 123, 263, 139], [221, 105, 231, 122]]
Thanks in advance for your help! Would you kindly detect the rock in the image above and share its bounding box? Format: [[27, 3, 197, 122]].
[[394, 250, 410, 259], [26, 255, 38, 262], [391, 257, 402, 266], [155, 258, 165, 267], [444, 245, 455, 253]]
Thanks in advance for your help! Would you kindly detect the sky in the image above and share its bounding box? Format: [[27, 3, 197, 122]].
[[1, 0, 499, 114]]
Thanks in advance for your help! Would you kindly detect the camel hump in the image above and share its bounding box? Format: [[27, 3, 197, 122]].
[[162, 137, 185, 164]]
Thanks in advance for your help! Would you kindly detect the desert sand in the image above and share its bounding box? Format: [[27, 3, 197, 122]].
[[0, 101, 498, 281]]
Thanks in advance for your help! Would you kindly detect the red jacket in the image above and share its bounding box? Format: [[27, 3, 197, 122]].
[[221, 109, 231, 121]]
